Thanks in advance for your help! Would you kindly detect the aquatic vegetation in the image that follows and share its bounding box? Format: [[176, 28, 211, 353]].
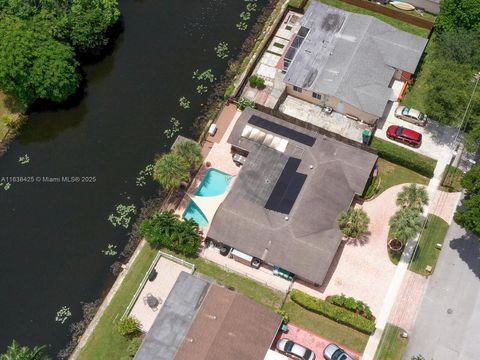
[[240, 11, 251, 21], [196, 84, 208, 94], [192, 69, 216, 83], [102, 244, 118, 256], [214, 41, 230, 59], [55, 306, 72, 324], [18, 154, 30, 165], [108, 204, 136, 228], [136, 164, 154, 187], [0, 181, 11, 190], [179, 96, 191, 109], [246, 3, 257, 12], [236, 21, 248, 31], [163, 117, 182, 139]]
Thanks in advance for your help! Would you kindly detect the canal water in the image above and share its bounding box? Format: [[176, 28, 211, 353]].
[[0, 0, 266, 354]]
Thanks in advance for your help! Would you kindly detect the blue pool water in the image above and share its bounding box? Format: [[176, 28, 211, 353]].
[[183, 201, 209, 227], [195, 168, 231, 197]]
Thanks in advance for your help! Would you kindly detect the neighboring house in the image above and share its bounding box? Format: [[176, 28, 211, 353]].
[[405, 0, 440, 14], [282, 3, 428, 124], [207, 109, 377, 285], [134, 272, 282, 360]]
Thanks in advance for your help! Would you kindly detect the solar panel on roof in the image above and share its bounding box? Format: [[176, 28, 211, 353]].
[[265, 157, 306, 214], [248, 115, 316, 146]]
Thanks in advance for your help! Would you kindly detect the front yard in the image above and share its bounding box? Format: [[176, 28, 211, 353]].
[[374, 324, 408, 360], [365, 158, 429, 199], [409, 214, 449, 275], [283, 299, 369, 353]]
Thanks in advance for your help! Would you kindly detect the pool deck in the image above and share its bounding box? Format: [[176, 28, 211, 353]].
[[176, 105, 242, 233]]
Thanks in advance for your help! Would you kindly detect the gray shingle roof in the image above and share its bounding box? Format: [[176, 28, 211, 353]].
[[207, 109, 377, 284], [284, 2, 428, 117]]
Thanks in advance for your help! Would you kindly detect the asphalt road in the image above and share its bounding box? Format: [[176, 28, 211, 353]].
[[405, 221, 480, 360]]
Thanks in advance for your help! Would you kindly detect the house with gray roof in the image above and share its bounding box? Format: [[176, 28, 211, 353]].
[[282, 2, 428, 124], [206, 109, 377, 285]]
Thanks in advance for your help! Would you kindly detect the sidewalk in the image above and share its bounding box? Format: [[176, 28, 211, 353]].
[[362, 159, 458, 359]]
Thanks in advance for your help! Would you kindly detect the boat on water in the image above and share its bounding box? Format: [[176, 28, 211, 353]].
[[390, 1, 416, 11]]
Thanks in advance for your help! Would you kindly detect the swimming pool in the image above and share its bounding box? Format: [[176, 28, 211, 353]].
[[195, 168, 231, 197], [182, 200, 209, 227]]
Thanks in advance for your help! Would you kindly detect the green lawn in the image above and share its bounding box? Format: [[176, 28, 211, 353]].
[[385, 4, 436, 21], [409, 214, 449, 275], [365, 158, 429, 199], [283, 299, 369, 353], [374, 324, 408, 360], [78, 244, 158, 360], [440, 165, 464, 193], [288, 0, 306, 8], [311, 0, 430, 37]]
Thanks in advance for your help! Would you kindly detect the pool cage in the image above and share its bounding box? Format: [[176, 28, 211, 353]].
[[283, 26, 309, 72]]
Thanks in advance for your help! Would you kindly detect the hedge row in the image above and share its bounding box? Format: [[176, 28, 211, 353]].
[[327, 294, 374, 321], [371, 137, 437, 178], [290, 289, 376, 334]]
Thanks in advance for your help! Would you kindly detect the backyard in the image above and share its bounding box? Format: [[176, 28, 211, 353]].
[[374, 324, 408, 360]]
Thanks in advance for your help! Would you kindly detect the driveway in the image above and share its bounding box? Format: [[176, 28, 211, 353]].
[[376, 101, 457, 177], [292, 185, 403, 316], [277, 324, 361, 360], [405, 219, 480, 360]]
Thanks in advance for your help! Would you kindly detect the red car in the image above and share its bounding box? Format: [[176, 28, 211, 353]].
[[386, 125, 422, 147]]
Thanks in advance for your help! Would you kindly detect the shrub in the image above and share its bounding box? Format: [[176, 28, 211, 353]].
[[390, 208, 423, 244], [370, 138, 436, 178], [237, 96, 256, 110], [275, 309, 289, 324], [337, 208, 370, 239], [126, 337, 143, 358], [248, 75, 265, 89], [140, 211, 201, 257], [291, 289, 375, 334], [117, 316, 140, 338], [327, 294, 374, 320]]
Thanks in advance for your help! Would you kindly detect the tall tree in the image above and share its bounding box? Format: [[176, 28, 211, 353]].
[[454, 165, 480, 236], [389, 208, 423, 244], [435, 0, 480, 33], [0, 15, 79, 105], [337, 208, 370, 239], [173, 139, 203, 170], [153, 153, 190, 191], [396, 184, 429, 211], [0, 340, 49, 360], [67, 0, 120, 51]]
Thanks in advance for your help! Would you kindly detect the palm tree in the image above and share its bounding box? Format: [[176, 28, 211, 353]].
[[389, 208, 423, 244], [337, 208, 370, 238], [153, 153, 190, 191], [396, 184, 429, 211], [173, 139, 203, 170], [0, 340, 49, 360]]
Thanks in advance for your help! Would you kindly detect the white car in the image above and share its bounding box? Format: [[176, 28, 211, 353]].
[[323, 343, 353, 360], [276, 338, 315, 360], [394, 106, 428, 126]]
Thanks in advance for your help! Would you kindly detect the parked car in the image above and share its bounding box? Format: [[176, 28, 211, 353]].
[[276, 339, 315, 360], [323, 344, 353, 360], [394, 106, 427, 126], [386, 125, 422, 147]]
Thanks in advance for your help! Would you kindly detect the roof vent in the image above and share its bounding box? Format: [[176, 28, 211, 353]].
[[309, 165, 314, 169], [284, 216, 289, 221], [206, 314, 217, 320], [185, 337, 194, 343]]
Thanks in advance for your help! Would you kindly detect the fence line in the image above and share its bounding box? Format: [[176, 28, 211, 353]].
[[338, 0, 434, 30], [121, 251, 195, 319]]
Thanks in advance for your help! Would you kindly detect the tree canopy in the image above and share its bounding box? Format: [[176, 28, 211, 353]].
[[396, 184, 429, 211], [337, 208, 370, 239], [0, 0, 120, 105], [173, 139, 203, 170], [389, 208, 423, 244], [140, 211, 200, 257], [0, 340, 49, 360], [153, 153, 190, 191], [435, 0, 480, 33], [454, 165, 480, 237]]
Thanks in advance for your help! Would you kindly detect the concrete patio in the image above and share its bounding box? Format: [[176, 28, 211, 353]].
[[129, 255, 194, 332], [279, 96, 372, 143]]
